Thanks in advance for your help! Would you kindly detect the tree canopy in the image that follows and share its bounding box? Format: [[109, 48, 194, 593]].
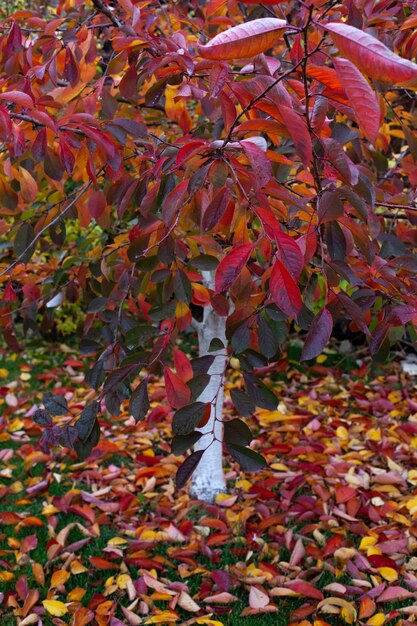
[[2, 0, 417, 485]]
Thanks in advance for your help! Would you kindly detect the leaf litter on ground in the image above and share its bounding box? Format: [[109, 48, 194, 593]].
[[1, 345, 417, 625]]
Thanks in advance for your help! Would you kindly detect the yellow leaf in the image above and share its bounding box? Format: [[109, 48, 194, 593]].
[[388, 390, 401, 403], [341, 606, 355, 624], [50, 569, 70, 587], [107, 537, 127, 546], [0, 571, 14, 582], [196, 619, 225, 626], [0, 368, 9, 378], [367, 613, 385, 626], [70, 560, 87, 574], [9, 418, 24, 432], [406, 496, 417, 511], [42, 505, 59, 516], [140, 529, 165, 541], [378, 567, 398, 582], [235, 479, 252, 491], [316, 354, 327, 363], [359, 536, 377, 550], [42, 600, 68, 617], [145, 611, 179, 623], [116, 574, 132, 590], [336, 426, 349, 439], [367, 428, 381, 442]]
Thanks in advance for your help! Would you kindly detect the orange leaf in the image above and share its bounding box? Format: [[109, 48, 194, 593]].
[[50, 569, 70, 587], [358, 596, 376, 619]]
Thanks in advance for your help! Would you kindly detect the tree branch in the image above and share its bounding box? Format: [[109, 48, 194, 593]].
[[91, 0, 136, 36]]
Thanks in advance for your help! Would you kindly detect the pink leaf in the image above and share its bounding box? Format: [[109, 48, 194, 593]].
[[199, 18, 287, 60], [377, 586, 414, 603], [249, 585, 270, 609], [325, 22, 417, 85], [289, 537, 305, 567]]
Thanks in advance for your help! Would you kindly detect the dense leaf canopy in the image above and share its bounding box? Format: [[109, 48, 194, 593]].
[[2, 0, 417, 476]]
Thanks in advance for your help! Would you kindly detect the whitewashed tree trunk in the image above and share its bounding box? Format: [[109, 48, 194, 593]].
[[190, 271, 227, 502]]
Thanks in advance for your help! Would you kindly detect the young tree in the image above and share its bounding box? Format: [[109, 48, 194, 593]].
[[3, 0, 417, 502]]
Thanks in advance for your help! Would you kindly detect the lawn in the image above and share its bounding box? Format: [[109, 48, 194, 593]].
[[1, 341, 417, 625]]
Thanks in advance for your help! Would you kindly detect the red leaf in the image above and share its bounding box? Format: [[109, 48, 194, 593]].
[[325, 22, 417, 85], [215, 243, 254, 293], [59, 139, 75, 175], [173, 348, 193, 383], [269, 258, 302, 318], [241, 139, 272, 189], [32, 128, 47, 162], [322, 138, 359, 185], [89, 557, 120, 570], [162, 179, 188, 226], [175, 450, 205, 488], [240, 0, 284, 3], [88, 191, 107, 219], [333, 57, 380, 144], [317, 189, 344, 224], [0, 106, 12, 141], [338, 292, 370, 335], [0, 91, 34, 109], [202, 187, 232, 231], [175, 140, 206, 167], [276, 232, 304, 281], [3, 282, 18, 302], [211, 570, 231, 592], [276, 104, 313, 167], [286, 580, 324, 600], [254, 206, 282, 239], [198, 18, 287, 60], [164, 368, 191, 409], [301, 307, 333, 361]]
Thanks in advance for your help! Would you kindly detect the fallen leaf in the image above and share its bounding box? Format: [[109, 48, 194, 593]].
[[42, 600, 68, 617]]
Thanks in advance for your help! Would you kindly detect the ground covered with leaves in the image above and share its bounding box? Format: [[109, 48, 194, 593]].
[[1, 344, 417, 626]]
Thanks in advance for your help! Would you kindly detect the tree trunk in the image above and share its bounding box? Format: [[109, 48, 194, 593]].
[[189, 272, 227, 502]]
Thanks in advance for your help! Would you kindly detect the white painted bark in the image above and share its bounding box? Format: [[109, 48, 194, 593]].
[[189, 271, 227, 502]]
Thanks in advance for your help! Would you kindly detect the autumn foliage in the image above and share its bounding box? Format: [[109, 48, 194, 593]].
[[2, 0, 417, 485]]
